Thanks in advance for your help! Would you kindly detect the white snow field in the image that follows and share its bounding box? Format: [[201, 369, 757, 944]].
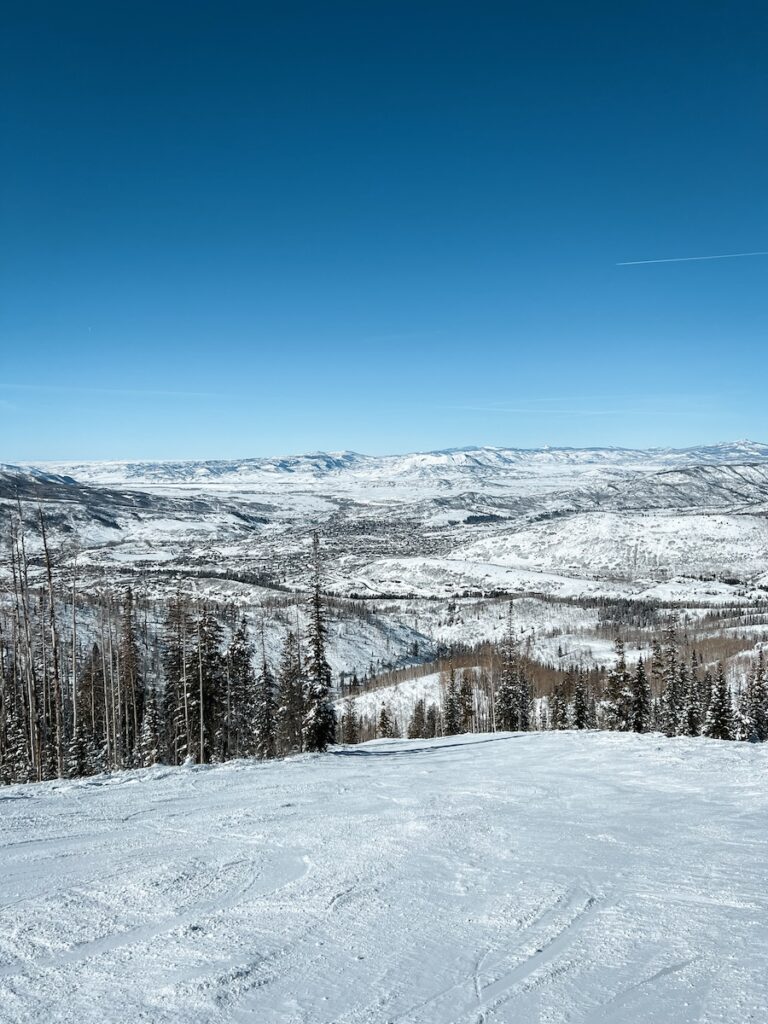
[[1, 733, 767, 1024]]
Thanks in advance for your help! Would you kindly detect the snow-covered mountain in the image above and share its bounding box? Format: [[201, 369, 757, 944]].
[[28, 439, 768, 491], [3, 440, 768, 602]]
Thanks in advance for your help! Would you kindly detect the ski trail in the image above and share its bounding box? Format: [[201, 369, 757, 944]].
[[0, 849, 309, 979]]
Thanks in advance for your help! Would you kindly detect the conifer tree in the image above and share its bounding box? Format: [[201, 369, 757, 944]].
[[659, 623, 680, 737], [138, 684, 161, 767], [738, 650, 768, 742], [407, 698, 428, 739], [227, 618, 257, 757], [425, 703, 439, 738], [276, 630, 304, 755], [494, 605, 530, 731], [302, 535, 336, 753], [630, 658, 652, 733], [604, 638, 633, 731], [341, 698, 359, 744], [459, 669, 474, 732], [679, 662, 702, 737], [378, 704, 397, 739], [254, 653, 278, 759], [442, 670, 461, 736], [703, 664, 733, 741], [573, 672, 589, 730]]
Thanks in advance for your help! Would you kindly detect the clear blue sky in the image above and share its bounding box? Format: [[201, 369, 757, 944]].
[[2, 1, 767, 460]]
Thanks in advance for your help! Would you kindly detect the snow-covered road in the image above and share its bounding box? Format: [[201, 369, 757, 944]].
[[1, 733, 767, 1023]]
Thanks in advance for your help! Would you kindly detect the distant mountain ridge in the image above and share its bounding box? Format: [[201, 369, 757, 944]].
[[19, 439, 768, 489]]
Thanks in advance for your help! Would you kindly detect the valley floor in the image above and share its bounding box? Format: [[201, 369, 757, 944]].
[[1, 733, 767, 1023]]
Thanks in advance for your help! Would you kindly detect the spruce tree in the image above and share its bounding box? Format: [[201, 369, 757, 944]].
[[604, 638, 633, 731], [679, 662, 702, 737], [630, 658, 652, 733], [407, 698, 428, 739], [378, 704, 397, 739], [302, 535, 337, 753], [227, 618, 257, 757], [137, 684, 161, 767], [276, 630, 304, 755], [442, 670, 461, 736], [703, 664, 734, 741], [341, 698, 359, 744], [254, 654, 278, 759], [494, 605, 530, 731]]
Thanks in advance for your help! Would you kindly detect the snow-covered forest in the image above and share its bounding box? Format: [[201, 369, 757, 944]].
[[3, 501, 768, 787]]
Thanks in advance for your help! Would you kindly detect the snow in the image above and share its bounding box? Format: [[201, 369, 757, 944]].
[[1, 732, 767, 1023]]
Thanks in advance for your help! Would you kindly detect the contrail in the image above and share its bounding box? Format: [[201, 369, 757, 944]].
[[617, 250, 768, 266]]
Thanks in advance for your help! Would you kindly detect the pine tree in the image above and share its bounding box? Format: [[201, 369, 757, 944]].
[[549, 686, 567, 730], [341, 698, 359, 744], [494, 605, 530, 731], [194, 606, 226, 763], [407, 698, 428, 739], [276, 630, 304, 755], [302, 535, 337, 753], [738, 650, 768, 742], [425, 703, 439, 738], [442, 670, 461, 736], [459, 669, 474, 732], [659, 623, 680, 737], [703, 664, 734, 741], [378, 704, 397, 739], [678, 662, 702, 737], [227, 618, 257, 757], [137, 684, 161, 767], [603, 638, 633, 731], [161, 597, 193, 766], [254, 654, 278, 759], [573, 672, 589, 730], [630, 659, 652, 733]]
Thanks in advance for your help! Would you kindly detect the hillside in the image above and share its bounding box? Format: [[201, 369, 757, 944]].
[[3, 441, 768, 607], [1, 732, 766, 1023]]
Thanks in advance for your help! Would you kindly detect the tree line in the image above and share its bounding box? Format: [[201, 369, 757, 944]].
[[0, 522, 336, 784]]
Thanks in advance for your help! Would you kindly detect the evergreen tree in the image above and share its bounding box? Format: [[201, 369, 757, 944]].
[[603, 638, 633, 731], [302, 535, 337, 753], [738, 650, 768, 742], [703, 664, 734, 741], [378, 704, 397, 739], [630, 658, 652, 733], [442, 670, 461, 736], [425, 703, 439, 738], [659, 623, 680, 737], [549, 686, 567, 730], [494, 605, 530, 731], [254, 654, 278, 759], [678, 662, 702, 737], [573, 672, 589, 730], [459, 669, 474, 732], [407, 698, 428, 739], [194, 606, 226, 763], [227, 618, 257, 757], [137, 684, 161, 767], [161, 597, 193, 766], [341, 698, 359, 744], [276, 630, 304, 755]]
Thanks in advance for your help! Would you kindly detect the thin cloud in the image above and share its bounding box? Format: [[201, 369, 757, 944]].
[[617, 250, 768, 266], [1, 383, 226, 399]]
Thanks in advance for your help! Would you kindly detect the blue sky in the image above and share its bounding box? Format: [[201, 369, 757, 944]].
[[2, 1, 767, 460]]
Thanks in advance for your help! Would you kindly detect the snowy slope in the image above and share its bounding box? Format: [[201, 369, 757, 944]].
[[1, 732, 766, 1023]]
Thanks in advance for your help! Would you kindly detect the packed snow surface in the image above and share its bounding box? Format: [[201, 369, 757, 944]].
[[2, 733, 767, 1023]]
